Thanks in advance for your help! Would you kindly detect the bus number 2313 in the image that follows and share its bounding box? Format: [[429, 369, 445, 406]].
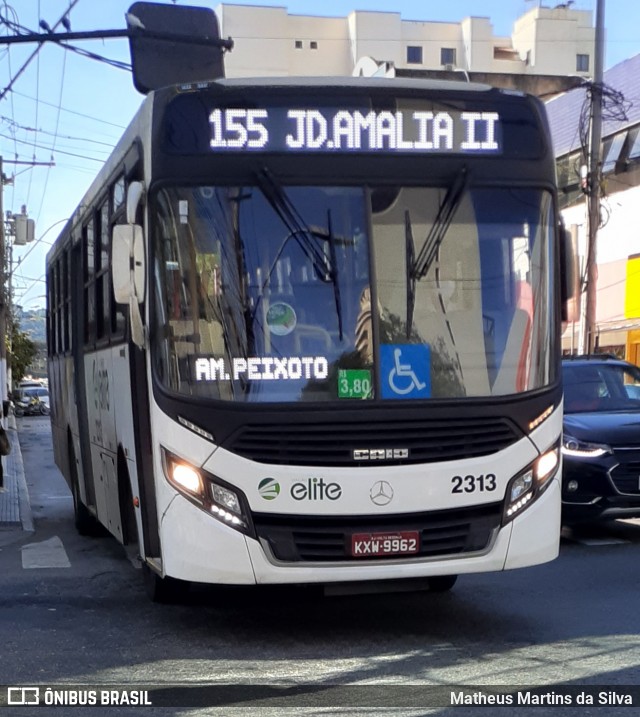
[[451, 473, 497, 493]]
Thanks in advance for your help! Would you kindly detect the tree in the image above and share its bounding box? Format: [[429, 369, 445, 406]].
[[8, 319, 38, 386]]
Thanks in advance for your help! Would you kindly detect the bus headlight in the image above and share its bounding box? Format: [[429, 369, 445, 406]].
[[161, 448, 253, 535], [209, 483, 247, 529], [171, 464, 202, 495], [503, 444, 559, 524]]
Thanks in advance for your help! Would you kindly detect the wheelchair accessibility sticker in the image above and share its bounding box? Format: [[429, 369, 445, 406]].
[[380, 344, 431, 399]]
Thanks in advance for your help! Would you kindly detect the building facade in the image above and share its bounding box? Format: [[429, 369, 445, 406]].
[[546, 54, 640, 363], [215, 3, 594, 89], [215, 4, 640, 362]]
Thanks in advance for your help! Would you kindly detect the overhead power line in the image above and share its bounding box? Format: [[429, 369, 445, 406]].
[[0, 132, 106, 162], [0, 0, 81, 102], [0, 26, 233, 48], [9, 90, 127, 130], [1, 11, 133, 72], [52, 42, 131, 71], [0, 116, 116, 148]]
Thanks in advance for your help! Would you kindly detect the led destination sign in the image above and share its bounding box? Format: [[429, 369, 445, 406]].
[[195, 355, 329, 382], [207, 108, 502, 154]]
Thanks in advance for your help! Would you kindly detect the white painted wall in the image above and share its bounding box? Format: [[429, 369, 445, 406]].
[[512, 6, 593, 77], [215, 3, 594, 79], [562, 184, 640, 327], [461, 17, 494, 72]]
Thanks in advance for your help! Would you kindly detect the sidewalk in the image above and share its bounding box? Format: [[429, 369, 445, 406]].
[[0, 415, 34, 531]]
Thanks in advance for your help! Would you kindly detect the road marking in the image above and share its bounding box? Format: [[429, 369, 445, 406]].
[[21, 536, 71, 569], [578, 537, 629, 545], [565, 535, 630, 546]]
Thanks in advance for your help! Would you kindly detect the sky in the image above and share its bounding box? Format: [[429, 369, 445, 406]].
[[0, 0, 637, 311]]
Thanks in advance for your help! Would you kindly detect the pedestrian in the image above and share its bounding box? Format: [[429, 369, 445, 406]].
[[0, 416, 11, 491]]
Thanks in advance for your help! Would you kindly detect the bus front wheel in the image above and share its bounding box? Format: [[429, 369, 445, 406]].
[[118, 463, 189, 603], [143, 565, 189, 604]]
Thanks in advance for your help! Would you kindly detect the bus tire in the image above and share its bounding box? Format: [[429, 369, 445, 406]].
[[116, 455, 190, 603], [118, 457, 138, 548], [69, 437, 101, 537], [427, 575, 458, 592], [143, 565, 189, 604]]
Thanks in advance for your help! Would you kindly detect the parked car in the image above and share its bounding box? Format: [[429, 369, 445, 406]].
[[13, 385, 50, 416], [562, 354, 640, 523]]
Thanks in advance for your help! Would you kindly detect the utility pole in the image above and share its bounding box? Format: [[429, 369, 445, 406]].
[[0, 157, 7, 410], [582, 0, 605, 354], [0, 159, 47, 408]]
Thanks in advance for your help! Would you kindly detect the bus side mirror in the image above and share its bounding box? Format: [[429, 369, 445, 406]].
[[113, 224, 146, 348], [126, 181, 145, 225]]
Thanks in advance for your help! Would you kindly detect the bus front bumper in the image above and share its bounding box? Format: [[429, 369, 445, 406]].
[[159, 479, 560, 585]]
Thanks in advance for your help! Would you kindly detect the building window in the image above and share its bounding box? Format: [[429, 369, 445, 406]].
[[441, 47, 456, 67], [576, 54, 589, 72], [628, 128, 640, 161], [310, 41, 318, 50], [602, 132, 627, 174], [295, 40, 302, 49], [407, 46, 422, 64]]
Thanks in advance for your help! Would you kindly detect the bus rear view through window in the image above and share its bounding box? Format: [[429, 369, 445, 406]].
[[47, 78, 566, 601]]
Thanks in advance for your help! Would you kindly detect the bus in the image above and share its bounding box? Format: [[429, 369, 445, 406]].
[[47, 77, 570, 601]]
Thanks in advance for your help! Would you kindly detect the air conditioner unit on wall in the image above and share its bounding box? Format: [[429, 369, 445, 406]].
[[443, 63, 455, 71]]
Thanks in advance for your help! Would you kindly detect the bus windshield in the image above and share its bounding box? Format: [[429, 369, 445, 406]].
[[151, 183, 556, 403]]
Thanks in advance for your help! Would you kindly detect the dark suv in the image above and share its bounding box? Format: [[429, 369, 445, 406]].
[[562, 355, 640, 523]]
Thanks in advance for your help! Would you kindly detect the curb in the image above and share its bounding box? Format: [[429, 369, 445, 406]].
[[5, 414, 34, 532]]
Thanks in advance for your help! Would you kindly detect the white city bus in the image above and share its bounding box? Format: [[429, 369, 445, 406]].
[[47, 77, 569, 600]]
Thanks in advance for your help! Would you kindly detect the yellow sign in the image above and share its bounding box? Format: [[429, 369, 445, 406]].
[[625, 255, 640, 319]]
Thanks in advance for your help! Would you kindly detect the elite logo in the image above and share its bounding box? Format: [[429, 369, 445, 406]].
[[258, 477, 342, 501], [290, 477, 342, 501], [258, 478, 281, 500]]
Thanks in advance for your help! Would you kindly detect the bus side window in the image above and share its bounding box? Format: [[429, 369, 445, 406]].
[[96, 200, 110, 342], [83, 218, 96, 346], [110, 175, 128, 339]]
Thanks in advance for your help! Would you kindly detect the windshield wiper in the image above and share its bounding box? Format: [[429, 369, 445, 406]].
[[252, 168, 344, 340], [411, 167, 469, 281], [326, 209, 344, 341], [255, 168, 332, 282], [405, 209, 416, 339]]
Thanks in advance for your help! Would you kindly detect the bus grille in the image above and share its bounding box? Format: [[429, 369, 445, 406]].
[[253, 504, 502, 562], [226, 417, 521, 466]]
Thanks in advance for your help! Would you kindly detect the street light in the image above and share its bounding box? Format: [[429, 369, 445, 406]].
[[11, 218, 69, 310]]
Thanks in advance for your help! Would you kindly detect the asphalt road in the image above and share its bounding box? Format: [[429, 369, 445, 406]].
[[2, 415, 640, 716]]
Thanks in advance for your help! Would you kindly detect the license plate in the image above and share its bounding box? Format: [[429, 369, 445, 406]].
[[350, 531, 420, 557]]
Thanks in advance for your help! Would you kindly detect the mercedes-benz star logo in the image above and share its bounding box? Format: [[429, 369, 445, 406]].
[[370, 480, 394, 506]]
